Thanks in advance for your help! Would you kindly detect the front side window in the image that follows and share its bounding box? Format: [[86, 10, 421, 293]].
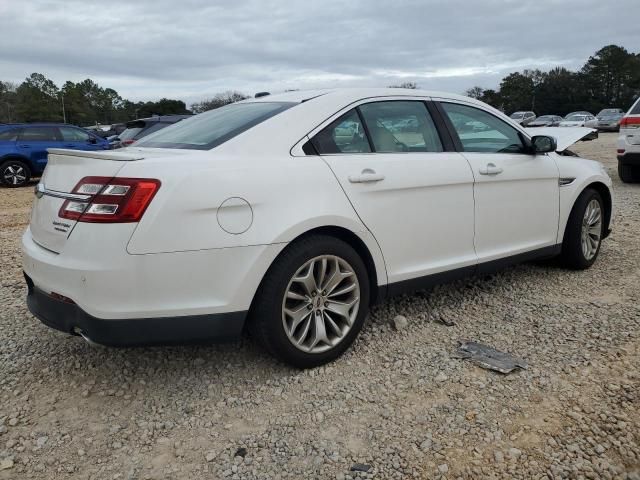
[[59, 126, 90, 142], [18, 127, 59, 142], [359, 101, 443, 153], [311, 110, 371, 154], [442, 103, 527, 154], [135, 102, 295, 150]]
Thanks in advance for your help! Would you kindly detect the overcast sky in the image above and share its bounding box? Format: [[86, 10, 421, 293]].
[[1, 0, 637, 106]]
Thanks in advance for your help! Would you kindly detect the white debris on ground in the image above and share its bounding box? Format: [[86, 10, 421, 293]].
[[0, 133, 638, 479]]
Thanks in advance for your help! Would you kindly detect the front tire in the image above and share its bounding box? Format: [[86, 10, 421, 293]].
[[618, 161, 640, 183], [560, 188, 605, 270], [0, 159, 31, 187], [250, 235, 370, 368]]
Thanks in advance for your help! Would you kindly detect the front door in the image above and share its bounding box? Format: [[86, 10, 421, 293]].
[[311, 99, 477, 286], [438, 101, 560, 265]]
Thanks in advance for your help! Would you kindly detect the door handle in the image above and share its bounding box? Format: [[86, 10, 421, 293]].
[[348, 168, 385, 183], [64, 144, 76, 148], [479, 163, 503, 175], [19, 144, 30, 148]]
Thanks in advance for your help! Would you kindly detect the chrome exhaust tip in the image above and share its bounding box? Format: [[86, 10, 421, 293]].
[[73, 327, 100, 347]]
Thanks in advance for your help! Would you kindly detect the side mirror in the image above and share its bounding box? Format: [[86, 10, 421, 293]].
[[531, 135, 557, 153], [88, 137, 97, 144]]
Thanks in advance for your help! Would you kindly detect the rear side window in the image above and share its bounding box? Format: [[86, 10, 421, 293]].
[[359, 101, 443, 153], [19, 127, 59, 141], [441, 102, 526, 154], [135, 102, 295, 150], [59, 126, 90, 142], [311, 110, 371, 154], [0, 129, 19, 141], [118, 127, 143, 142]]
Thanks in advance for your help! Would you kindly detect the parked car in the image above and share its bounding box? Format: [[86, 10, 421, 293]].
[[111, 115, 191, 148], [559, 114, 597, 128], [565, 111, 594, 119], [527, 115, 563, 127], [616, 97, 640, 183], [23, 88, 613, 368], [92, 123, 127, 139], [0, 124, 110, 187], [509, 111, 536, 126], [595, 109, 624, 131]]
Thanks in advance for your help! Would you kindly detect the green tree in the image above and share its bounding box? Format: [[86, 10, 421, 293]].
[[0, 81, 18, 123], [15, 73, 61, 122], [581, 45, 640, 110], [498, 72, 535, 113], [465, 86, 484, 100], [191, 91, 248, 113], [388, 82, 418, 89]]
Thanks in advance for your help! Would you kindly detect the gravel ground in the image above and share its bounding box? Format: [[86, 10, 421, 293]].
[[0, 132, 638, 480]]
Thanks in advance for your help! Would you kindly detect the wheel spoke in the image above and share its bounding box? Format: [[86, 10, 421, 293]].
[[296, 316, 313, 346], [285, 305, 313, 333], [286, 290, 307, 301], [325, 298, 358, 324], [293, 262, 317, 296], [323, 311, 342, 337], [322, 265, 353, 295], [328, 281, 356, 298], [309, 313, 329, 350]]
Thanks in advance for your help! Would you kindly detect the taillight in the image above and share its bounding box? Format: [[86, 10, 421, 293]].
[[620, 116, 640, 129], [59, 176, 161, 223]]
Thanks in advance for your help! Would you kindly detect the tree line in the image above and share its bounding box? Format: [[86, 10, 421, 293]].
[[1, 44, 638, 126], [465, 45, 640, 115], [0, 74, 192, 125]]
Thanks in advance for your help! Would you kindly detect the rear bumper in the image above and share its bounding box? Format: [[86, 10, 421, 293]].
[[25, 273, 246, 346], [618, 153, 640, 166]]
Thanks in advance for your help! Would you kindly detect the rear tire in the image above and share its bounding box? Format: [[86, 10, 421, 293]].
[[618, 161, 640, 183], [249, 235, 370, 368], [560, 188, 604, 270], [0, 159, 31, 187]]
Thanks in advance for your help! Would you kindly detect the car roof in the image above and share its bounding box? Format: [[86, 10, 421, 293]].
[[243, 88, 476, 106]]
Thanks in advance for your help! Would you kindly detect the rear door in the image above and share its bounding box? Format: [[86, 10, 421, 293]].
[[313, 99, 477, 286], [17, 126, 60, 174], [437, 101, 559, 266]]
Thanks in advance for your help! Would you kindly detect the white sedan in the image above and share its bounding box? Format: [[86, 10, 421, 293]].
[[560, 114, 598, 128], [22, 88, 613, 368]]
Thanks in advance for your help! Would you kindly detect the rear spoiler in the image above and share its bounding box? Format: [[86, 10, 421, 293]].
[[47, 148, 145, 162]]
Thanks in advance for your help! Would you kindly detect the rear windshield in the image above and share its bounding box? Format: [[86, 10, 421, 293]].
[[135, 102, 295, 150], [630, 99, 640, 115]]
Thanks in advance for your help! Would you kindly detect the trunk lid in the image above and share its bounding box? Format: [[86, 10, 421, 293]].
[[30, 148, 145, 253]]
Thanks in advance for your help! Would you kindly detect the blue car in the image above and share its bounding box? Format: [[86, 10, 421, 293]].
[[0, 123, 110, 187]]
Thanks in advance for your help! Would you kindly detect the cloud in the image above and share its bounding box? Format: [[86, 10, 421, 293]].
[[1, 0, 637, 104]]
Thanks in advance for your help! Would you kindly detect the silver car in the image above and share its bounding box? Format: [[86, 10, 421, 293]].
[[509, 111, 536, 126]]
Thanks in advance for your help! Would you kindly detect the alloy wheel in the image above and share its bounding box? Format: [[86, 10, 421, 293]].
[[282, 255, 360, 354], [581, 199, 602, 261], [3, 164, 27, 186]]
